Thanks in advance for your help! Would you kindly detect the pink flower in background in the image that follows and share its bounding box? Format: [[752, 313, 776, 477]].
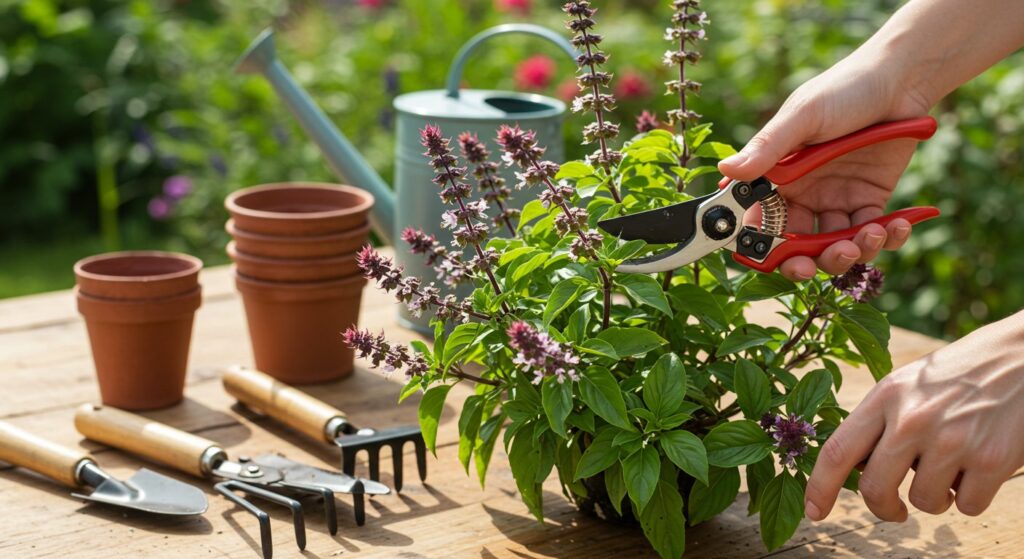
[[148, 196, 173, 220], [515, 55, 556, 90], [162, 175, 192, 200], [495, 0, 531, 14], [614, 71, 653, 100], [556, 78, 579, 103], [356, 0, 385, 8]]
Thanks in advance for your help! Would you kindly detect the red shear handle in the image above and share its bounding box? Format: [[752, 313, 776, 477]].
[[716, 116, 937, 189], [733, 206, 940, 273]]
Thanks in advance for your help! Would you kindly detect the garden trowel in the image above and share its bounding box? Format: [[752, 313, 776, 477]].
[[0, 420, 207, 516], [222, 366, 426, 491]]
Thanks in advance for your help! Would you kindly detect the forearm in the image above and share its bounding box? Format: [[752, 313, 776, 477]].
[[859, 0, 1024, 108]]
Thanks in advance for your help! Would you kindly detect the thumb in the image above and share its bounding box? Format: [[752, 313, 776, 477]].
[[718, 109, 814, 181]]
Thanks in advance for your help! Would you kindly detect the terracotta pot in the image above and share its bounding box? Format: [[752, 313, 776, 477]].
[[234, 270, 367, 384], [74, 251, 202, 300], [225, 183, 374, 237], [76, 287, 202, 410], [227, 241, 360, 282], [226, 219, 371, 259]]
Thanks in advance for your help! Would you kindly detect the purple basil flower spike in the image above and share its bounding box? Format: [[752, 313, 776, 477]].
[[507, 321, 581, 384], [762, 413, 816, 468]]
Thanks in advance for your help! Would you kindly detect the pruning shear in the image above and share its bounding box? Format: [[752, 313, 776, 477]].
[[598, 117, 941, 273]]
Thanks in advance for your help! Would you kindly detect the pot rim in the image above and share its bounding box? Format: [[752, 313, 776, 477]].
[[76, 286, 202, 322], [225, 182, 375, 222], [233, 267, 367, 291], [226, 219, 372, 244], [74, 251, 203, 284], [226, 241, 361, 267]]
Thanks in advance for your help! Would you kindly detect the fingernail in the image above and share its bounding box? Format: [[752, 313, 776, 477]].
[[866, 232, 884, 250], [837, 253, 857, 267], [805, 500, 822, 520], [722, 151, 749, 167], [894, 225, 910, 240]]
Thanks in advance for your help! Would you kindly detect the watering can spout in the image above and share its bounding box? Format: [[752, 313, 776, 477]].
[[235, 29, 397, 244]]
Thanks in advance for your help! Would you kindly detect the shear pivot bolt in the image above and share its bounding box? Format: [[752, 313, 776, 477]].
[[702, 206, 736, 240]]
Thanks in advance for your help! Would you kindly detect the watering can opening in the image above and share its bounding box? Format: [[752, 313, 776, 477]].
[[483, 96, 558, 114]]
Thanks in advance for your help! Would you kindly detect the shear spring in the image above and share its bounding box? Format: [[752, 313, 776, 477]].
[[759, 192, 788, 237]]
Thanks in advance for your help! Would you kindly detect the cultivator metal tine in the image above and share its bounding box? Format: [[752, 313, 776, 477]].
[[278, 481, 338, 535], [215, 480, 307, 559], [335, 425, 427, 490]]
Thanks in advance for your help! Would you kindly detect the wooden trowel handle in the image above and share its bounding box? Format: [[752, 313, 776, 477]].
[[0, 421, 92, 488], [222, 366, 346, 443], [74, 404, 220, 478]]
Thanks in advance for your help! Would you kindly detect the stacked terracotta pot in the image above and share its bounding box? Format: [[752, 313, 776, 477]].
[[225, 183, 373, 384], [74, 251, 203, 410]]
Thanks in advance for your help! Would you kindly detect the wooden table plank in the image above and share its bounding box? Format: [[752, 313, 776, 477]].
[[2, 256, 1019, 558]]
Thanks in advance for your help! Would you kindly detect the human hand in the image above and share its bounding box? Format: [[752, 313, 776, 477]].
[[804, 311, 1024, 522], [718, 51, 933, 282]]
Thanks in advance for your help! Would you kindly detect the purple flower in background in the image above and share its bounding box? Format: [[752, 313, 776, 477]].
[[209, 154, 228, 177], [762, 413, 816, 468], [507, 321, 581, 384], [635, 110, 662, 133], [163, 175, 192, 200], [148, 196, 173, 220], [831, 263, 885, 303], [383, 67, 400, 95]]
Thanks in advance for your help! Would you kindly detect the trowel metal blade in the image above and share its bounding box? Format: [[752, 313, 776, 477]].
[[255, 454, 390, 496], [72, 468, 208, 516]]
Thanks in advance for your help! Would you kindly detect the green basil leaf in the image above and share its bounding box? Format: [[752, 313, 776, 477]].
[[579, 366, 633, 431], [417, 384, 452, 456], [596, 327, 667, 357], [745, 456, 776, 516], [639, 476, 687, 559], [835, 304, 892, 380], [457, 395, 484, 473], [574, 429, 620, 480], [555, 161, 595, 179], [512, 253, 550, 285], [564, 305, 591, 344], [718, 329, 774, 356], [759, 470, 805, 551], [508, 425, 544, 520], [618, 273, 673, 316], [735, 273, 798, 302], [703, 419, 773, 467], [734, 358, 771, 419], [669, 284, 729, 329], [786, 369, 833, 420], [693, 141, 737, 159], [579, 337, 618, 359], [643, 353, 687, 419], [541, 378, 573, 438], [687, 466, 741, 525], [623, 445, 661, 512], [544, 277, 586, 325], [474, 412, 504, 487], [659, 430, 709, 485], [604, 461, 627, 516], [516, 200, 548, 233]]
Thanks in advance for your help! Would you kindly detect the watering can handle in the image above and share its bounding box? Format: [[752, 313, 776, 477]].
[[445, 24, 579, 99]]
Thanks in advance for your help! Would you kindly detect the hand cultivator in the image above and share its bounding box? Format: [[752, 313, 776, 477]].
[[74, 404, 389, 559], [223, 366, 427, 491], [599, 117, 942, 273]]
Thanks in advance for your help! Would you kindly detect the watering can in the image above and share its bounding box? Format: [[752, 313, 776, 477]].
[[235, 24, 577, 332]]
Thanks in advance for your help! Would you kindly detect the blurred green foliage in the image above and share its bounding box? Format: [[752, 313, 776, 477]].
[[1, 0, 1021, 340]]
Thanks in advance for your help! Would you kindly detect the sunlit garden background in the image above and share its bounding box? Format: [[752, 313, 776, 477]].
[[2, 0, 1022, 340]]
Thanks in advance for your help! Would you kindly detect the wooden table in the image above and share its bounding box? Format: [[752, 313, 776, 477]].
[[1, 256, 1021, 558]]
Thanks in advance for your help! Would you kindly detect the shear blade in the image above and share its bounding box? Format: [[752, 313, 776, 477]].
[[597, 196, 706, 244], [254, 454, 390, 496]]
